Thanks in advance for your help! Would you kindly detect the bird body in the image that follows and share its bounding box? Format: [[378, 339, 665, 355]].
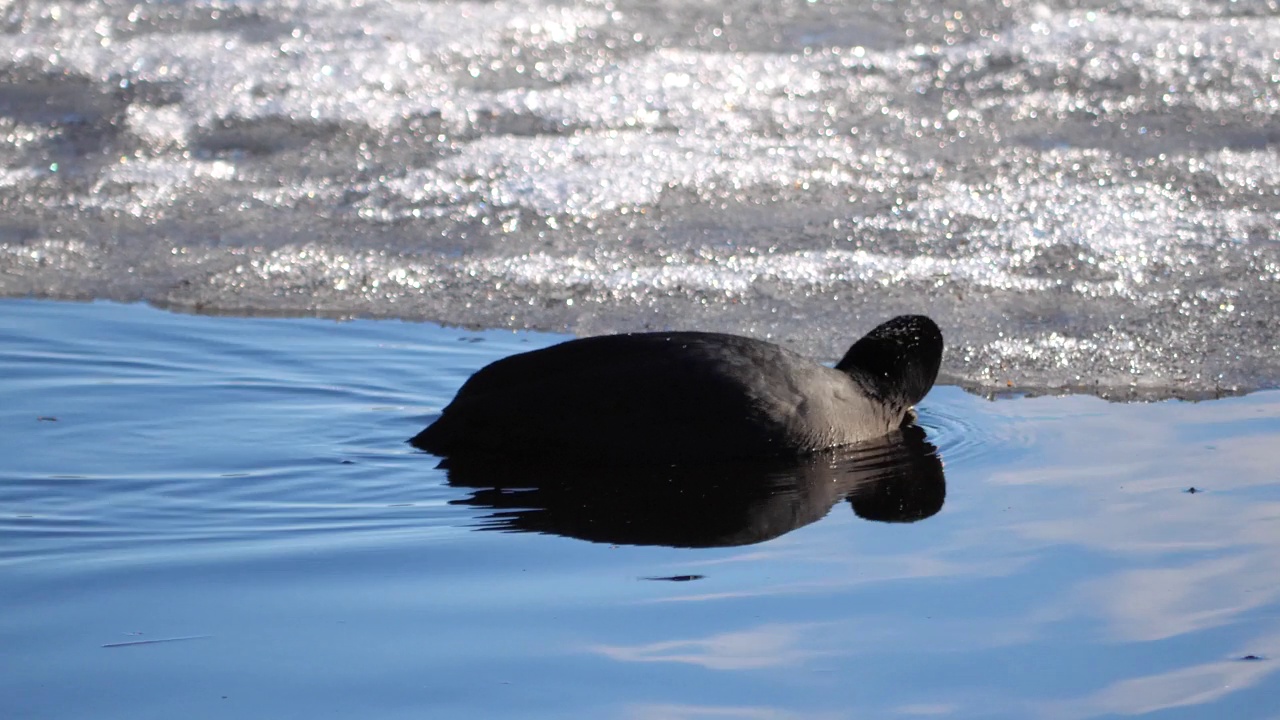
[[411, 315, 942, 464]]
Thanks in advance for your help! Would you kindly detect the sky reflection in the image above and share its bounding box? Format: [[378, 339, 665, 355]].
[[1046, 629, 1280, 719], [590, 388, 1280, 718], [593, 623, 831, 671], [5, 302, 1279, 720]]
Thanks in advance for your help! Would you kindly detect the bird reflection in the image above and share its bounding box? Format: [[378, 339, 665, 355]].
[[441, 422, 945, 548]]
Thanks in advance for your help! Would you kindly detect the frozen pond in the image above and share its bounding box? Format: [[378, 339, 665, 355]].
[[3, 0, 1278, 715], [0, 0, 1277, 397]]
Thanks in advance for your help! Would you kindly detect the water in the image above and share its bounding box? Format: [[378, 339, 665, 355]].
[[2, 0, 1279, 714], [3, 299, 1280, 719], [0, 0, 1277, 397]]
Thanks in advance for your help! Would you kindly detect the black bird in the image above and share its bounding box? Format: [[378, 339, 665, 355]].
[[411, 315, 942, 464]]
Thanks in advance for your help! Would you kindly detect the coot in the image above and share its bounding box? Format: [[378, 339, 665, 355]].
[[411, 315, 942, 463]]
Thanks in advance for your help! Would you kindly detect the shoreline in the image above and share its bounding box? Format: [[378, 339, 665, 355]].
[[1, 295, 1264, 403]]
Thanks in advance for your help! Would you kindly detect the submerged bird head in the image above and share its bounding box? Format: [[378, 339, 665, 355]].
[[835, 315, 944, 414]]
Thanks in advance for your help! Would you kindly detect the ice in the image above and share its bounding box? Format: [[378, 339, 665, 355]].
[[0, 0, 1277, 398]]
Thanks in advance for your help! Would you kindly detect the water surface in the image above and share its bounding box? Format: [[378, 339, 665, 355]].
[[3, 299, 1279, 719]]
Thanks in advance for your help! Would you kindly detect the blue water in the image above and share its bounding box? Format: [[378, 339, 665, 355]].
[[3, 299, 1279, 719]]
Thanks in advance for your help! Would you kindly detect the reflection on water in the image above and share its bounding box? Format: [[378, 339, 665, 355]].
[[443, 424, 945, 548], [4, 300, 1280, 720]]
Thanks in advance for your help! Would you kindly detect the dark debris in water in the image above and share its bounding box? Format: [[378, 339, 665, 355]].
[[642, 575, 706, 582]]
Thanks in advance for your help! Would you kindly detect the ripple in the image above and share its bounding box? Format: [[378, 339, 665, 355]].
[[917, 392, 1036, 467]]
